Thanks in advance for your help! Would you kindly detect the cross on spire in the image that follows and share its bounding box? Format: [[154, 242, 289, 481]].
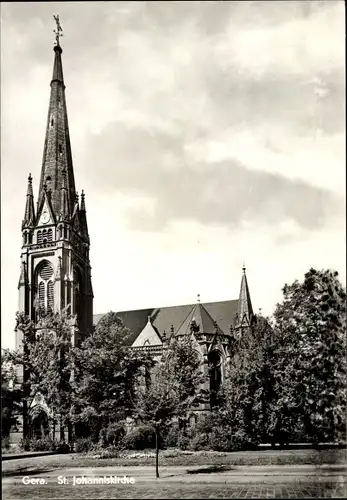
[[53, 15, 63, 47]]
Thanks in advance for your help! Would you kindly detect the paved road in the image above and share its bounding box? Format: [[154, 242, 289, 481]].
[[2, 464, 346, 499]]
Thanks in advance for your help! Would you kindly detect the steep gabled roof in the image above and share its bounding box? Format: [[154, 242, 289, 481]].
[[93, 299, 239, 345], [175, 302, 224, 336]]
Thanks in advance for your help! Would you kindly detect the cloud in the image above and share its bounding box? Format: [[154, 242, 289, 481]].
[[1, 1, 345, 350], [82, 121, 343, 233]]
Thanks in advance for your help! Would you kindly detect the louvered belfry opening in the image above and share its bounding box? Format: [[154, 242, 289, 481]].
[[35, 260, 54, 317]]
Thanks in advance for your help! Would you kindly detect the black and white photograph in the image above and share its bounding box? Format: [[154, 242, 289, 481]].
[[1, 1, 346, 498]]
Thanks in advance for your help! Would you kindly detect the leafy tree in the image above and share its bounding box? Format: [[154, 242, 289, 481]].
[[10, 310, 74, 441], [272, 268, 346, 444], [134, 335, 204, 477], [221, 316, 276, 446], [1, 350, 22, 438], [71, 312, 151, 443]]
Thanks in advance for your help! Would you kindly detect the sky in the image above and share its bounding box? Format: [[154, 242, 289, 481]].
[[1, 1, 345, 349]]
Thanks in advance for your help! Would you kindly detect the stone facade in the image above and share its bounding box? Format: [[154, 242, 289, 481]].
[[16, 41, 93, 438]]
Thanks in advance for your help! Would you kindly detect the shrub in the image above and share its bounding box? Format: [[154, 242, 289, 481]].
[[18, 437, 31, 451], [2, 436, 10, 450], [122, 425, 156, 450], [177, 433, 190, 450], [105, 422, 126, 448], [209, 426, 233, 452], [29, 437, 55, 451], [188, 432, 210, 451], [75, 437, 94, 453], [163, 424, 179, 448], [54, 440, 70, 453]]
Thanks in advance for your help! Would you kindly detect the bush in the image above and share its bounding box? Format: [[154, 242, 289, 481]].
[[105, 422, 126, 448], [2, 436, 10, 450], [163, 424, 179, 448], [18, 437, 31, 451], [122, 425, 156, 450], [54, 440, 70, 453], [75, 437, 94, 453], [188, 432, 210, 451], [29, 436, 57, 451], [177, 433, 190, 450], [209, 426, 233, 452]]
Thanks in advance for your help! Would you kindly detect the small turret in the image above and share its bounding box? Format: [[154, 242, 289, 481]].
[[22, 174, 36, 229]]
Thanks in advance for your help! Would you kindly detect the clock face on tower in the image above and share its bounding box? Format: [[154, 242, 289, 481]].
[[41, 210, 50, 224]]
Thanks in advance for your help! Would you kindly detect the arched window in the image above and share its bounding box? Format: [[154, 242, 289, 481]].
[[47, 228, 53, 242], [42, 229, 47, 244], [208, 351, 222, 408], [37, 231, 42, 244], [35, 260, 54, 318]]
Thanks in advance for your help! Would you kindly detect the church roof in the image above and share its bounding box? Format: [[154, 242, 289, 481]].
[[93, 299, 238, 345], [175, 302, 225, 336]]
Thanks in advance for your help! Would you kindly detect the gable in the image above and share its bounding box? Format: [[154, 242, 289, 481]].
[[37, 196, 55, 227], [132, 320, 162, 347]]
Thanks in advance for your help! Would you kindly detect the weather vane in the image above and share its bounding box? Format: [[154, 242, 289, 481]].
[[53, 15, 63, 46]]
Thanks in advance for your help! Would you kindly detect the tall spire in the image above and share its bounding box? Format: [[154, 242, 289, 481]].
[[37, 16, 76, 221], [22, 173, 35, 229], [236, 264, 254, 329]]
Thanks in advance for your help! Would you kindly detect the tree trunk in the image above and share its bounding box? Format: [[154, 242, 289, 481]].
[[60, 415, 64, 441], [155, 429, 159, 478]]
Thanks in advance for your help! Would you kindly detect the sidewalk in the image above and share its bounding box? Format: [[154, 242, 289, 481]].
[[2, 450, 59, 461]]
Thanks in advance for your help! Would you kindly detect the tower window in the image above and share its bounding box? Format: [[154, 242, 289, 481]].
[[35, 260, 54, 318], [51, 118, 54, 126], [37, 231, 42, 244], [59, 144, 62, 155]]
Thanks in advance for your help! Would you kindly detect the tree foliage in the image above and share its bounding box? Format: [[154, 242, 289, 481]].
[[10, 310, 74, 439], [271, 268, 346, 444], [71, 312, 151, 442], [1, 350, 22, 437], [222, 268, 346, 446], [134, 334, 204, 476]]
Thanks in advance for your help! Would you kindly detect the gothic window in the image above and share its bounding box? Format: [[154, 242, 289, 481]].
[[51, 118, 54, 127], [208, 351, 222, 408], [59, 144, 62, 155], [47, 229, 53, 242], [23, 232, 27, 245], [35, 260, 54, 318], [47, 280, 54, 313], [37, 231, 42, 244], [42, 229, 47, 244]]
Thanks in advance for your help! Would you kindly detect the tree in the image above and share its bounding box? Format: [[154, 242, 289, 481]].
[[71, 312, 151, 443], [1, 350, 22, 438], [221, 317, 277, 446], [11, 310, 74, 441], [134, 335, 204, 478], [272, 268, 346, 444]]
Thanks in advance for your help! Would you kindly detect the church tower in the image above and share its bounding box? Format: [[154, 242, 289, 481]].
[[17, 20, 93, 350]]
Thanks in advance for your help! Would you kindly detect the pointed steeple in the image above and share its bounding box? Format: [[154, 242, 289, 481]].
[[37, 23, 76, 222], [235, 264, 254, 329], [22, 174, 36, 229]]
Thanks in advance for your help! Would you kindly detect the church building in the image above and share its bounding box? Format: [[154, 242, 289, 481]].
[[15, 21, 255, 437]]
